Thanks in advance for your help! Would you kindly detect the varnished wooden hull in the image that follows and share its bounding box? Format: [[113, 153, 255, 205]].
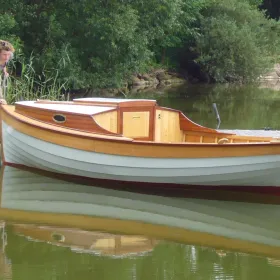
[[2, 104, 280, 188], [1, 165, 280, 258]]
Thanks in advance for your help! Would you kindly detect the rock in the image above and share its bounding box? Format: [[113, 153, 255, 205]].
[[141, 74, 150, 81], [149, 77, 160, 85], [258, 64, 280, 91], [156, 72, 171, 81], [131, 77, 146, 86], [260, 64, 280, 81], [275, 64, 280, 77], [156, 72, 185, 84], [129, 84, 158, 94]]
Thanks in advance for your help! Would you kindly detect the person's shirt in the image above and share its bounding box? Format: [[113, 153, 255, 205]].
[[0, 63, 7, 99], [0, 62, 7, 72]]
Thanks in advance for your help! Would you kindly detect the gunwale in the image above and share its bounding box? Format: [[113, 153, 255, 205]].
[[2, 105, 280, 158]]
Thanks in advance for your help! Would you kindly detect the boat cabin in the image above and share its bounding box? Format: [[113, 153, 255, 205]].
[[13, 98, 274, 144]]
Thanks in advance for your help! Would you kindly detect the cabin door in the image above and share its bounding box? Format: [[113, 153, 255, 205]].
[[120, 108, 154, 141]]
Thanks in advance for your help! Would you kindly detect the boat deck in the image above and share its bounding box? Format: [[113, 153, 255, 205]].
[[16, 101, 114, 115], [220, 129, 280, 138]]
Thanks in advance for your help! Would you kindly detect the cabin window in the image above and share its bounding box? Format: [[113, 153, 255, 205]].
[[53, 114, 66, 123]]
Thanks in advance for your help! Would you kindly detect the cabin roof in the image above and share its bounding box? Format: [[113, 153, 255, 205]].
[[16, 101, 113, 115]]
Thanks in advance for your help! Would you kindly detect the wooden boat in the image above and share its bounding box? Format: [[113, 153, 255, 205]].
[[1, 165, 280, 258], [1, 97, 280, 191]]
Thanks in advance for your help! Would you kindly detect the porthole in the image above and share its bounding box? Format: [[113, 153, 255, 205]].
[[53, 114, 66, 123]]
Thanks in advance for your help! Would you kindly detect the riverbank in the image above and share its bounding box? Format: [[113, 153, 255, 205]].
[[70, 62, 280, 100], [259, 64, 280, 91], [70, 69, 187, 99]]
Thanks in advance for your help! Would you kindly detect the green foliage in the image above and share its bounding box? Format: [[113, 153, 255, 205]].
[[81, 3, 152, 88], [0, 13, 16, 35], [0, 0, 205, 91], [195, 0, 280, 82], [130, 0, 205, 64], [0, 12, 22, 50], [246, 0, 263, 6]]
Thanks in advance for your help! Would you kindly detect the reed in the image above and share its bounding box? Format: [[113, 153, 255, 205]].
[[4, 54, 69, 104]]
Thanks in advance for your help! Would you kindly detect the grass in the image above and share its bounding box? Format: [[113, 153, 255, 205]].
[[3, 54, 69, 104]]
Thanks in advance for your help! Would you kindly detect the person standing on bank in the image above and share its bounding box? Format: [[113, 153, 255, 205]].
[[0, 40, 15, 104]]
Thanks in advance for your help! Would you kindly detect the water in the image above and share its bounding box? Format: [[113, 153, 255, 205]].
[[130, 83, 280, 130], [2, 83, 280, 279], [4, 236, 280, 280], [1, 164, 280, 280]]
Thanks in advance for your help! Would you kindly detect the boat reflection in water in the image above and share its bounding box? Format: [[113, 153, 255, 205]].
[[0, 221, 11, 280], [12, 224, 158, 257], [1, 165, 280, 257], [0, 165, 280, 279]]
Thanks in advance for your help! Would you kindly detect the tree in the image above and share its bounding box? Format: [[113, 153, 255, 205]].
[[194, 0, 280, 82]]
